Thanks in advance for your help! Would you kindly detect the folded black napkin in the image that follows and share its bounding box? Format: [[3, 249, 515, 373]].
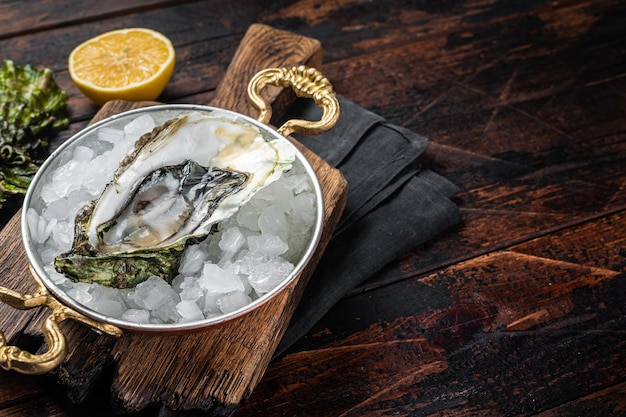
[[274, 96, 461, 356]]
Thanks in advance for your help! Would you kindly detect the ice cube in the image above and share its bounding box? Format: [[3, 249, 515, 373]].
[[73, 145, 95, 162], [97, 127, 125, 144], [89, 153, 112, 172], [40, 182, 60, 204], [89, 138, 114, 155], [258, 205, 288, 238], [67, 189, 94, 214], [203, 292, 221, 314], [26, 208, 42, 243], [90, 299, 125, 318], [176, 300, 204, 322], [218, 227, 246, 253], [122, 309, 151, 324], [27, 209, 56, 245], [90, 283, 123, 302], [246, 256, 295, 294], [42, 197, 70, 222], [106, 143, 133, 167], [52, 160, 80, 198], [39, 248, 57, 264], [170, 275, 186, 293], [124, 114, 155, 137], [119, 290, 141, 310], [247, 235, 288, 257], [255, 180, 292, 211], [218, 291, 252, 314], [291, 192, 317, 227], [128, 276, 180, 310], [153, 301, 180, 323], [285, 173, 311, 194], [236, 203, 261, 232], [52, 221, 72, 250], [217, 227, 246, 265], [44, 265, 69, 285], [67, 283, 93, 305], [179, 276, 205, 301], [179, 245, 209, 275], [199, 263, 245, 294]]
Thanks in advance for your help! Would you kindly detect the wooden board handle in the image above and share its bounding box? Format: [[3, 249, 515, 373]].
[[211, 23, 322, 118]]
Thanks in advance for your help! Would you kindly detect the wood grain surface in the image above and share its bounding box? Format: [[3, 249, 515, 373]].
[[0, 0, 625, 416]]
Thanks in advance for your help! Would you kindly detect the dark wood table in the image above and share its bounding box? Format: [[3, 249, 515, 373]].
[[1, 0, 625, 416]]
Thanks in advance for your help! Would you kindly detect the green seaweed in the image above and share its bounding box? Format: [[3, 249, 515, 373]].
[[0, 59, 69, 207]]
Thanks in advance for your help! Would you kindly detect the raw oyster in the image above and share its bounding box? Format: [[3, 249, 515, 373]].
[[54, 111, 296, 289]]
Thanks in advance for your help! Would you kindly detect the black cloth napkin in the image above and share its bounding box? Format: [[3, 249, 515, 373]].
[[275, 96, 461, 357]]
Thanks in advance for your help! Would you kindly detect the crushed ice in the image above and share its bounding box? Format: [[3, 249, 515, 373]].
[[28, 113, 317, 325]]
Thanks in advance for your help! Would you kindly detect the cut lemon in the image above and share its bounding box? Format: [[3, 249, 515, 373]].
[[68, 28, 175, 105]]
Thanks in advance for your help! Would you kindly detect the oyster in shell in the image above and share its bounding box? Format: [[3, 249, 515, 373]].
[[54, 111, 296, 289]]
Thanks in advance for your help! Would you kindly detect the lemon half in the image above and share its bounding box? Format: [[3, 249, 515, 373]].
[[69, 28, 175, 105]]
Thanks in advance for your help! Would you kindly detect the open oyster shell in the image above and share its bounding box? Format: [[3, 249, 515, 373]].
[[54, 111, 296, 289]]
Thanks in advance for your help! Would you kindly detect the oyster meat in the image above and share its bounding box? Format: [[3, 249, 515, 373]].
[[54, 111, 296, 289]]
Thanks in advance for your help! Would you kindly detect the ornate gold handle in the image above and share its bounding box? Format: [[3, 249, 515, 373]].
[[247, 65, 341, 137], [0, 266, 122, 375]]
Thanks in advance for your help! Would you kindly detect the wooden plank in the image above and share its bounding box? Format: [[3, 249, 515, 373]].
[[332, 0, 626, 289], [237, 211, 626, 416], [366, 144, 626, 292], [0, 396, 70, 417], [0, 213, 40, 343], [0, 0, 188, 38], [4, 0, 623, 170], [281, 0, 625, 295], [537, 381, 626, 416], [511, 210, 626, 270], [0, 371, 48, 408], [1, 3, 260, 124]]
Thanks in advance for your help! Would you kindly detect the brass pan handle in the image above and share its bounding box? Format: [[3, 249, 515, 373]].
[[247, 65, 341, 137], [0, 266, 122, 375]]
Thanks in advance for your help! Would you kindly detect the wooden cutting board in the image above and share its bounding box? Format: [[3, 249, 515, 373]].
[[0, 24, 347, 415]]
